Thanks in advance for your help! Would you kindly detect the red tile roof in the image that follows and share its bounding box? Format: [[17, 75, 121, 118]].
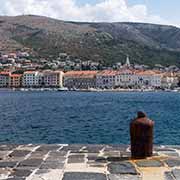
[[0, 72, 11, 75], [97, 70, 118, 76], [65, 71, 97, 78], [136, 70, 161, 76], [10, 74, 22, 78], [24, 71, 38, 74]]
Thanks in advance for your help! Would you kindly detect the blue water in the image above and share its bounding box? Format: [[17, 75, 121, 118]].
[[0, 91, 180, 145]]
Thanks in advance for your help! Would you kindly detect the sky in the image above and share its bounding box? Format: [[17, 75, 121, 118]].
[[0, 0, 179, 27]]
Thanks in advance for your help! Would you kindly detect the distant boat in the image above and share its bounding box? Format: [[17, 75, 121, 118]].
[[164, 89, 172, 92], [172, 89, 178, 92], [58, 87, 69, 91], [88, 88, 99, 92], [20, 88, 29, 91]]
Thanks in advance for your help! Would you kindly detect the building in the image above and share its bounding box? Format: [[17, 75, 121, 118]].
[[134, 70, 162, 88], [22, 71, 43, 87], [121, 55, 131, 69], [42, 70, 64, 87], [0, 72, 10, 88], [96, 70, 117, 89], [8, 53, 17, 59], [115, 69, 135, 88], [125, 55, 131, 67], [64, 71, 97, 89], [9, 74, 22, 88], [161, 72, 178, 89]]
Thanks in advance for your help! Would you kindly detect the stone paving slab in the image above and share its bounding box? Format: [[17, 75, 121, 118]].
[[0, 144, 180, 180], [87, 153, 99, 161], [0, 161, 18, 168], [9, 150, 31, 158], [62, 172, 107, 180], [135, 159, 163, 167], [6, 178, 26, 180], [0, 168, 10, 179], [0, 151, 11, 160], [108, 174, 141, 180], [104, 145, 129, 152], [45, 155, 66, 162], [158, 151, 179, 157], [172, 169, 180, 180], [28, 151, 48, 159], [95, 156, 107, 163], [18, 159, 43, 168], [154, 147, 176, 152], [0, 145, 18, 151], [61, 145, 83, 152], [88, 162, 106, 168], [36, 145, 61, 152], [139, 167, 169, 180], [103, 151, 121, 157], [10, 168, 32, 178], [165, 158, 180, 167], [82, 145, 105, 153], [68, 154, 85, 163], [40, 161, 64, 169], [164, 171, 175, 180], [107, 157, 126, 162], [108, 162, 138, 175], [27, 169, 63, 180]]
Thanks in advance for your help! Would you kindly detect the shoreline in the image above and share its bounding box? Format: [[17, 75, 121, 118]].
[[0, 87, 179, 93]]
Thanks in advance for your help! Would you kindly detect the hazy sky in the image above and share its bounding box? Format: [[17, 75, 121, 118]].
[[0, 0, 179, 27]]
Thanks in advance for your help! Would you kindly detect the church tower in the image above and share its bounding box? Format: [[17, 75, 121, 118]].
[[125, 55, 130, 67]]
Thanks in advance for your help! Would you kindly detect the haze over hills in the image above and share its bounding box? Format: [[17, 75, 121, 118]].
[[0, 15, 180, 67]]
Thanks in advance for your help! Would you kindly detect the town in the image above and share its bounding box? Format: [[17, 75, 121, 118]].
[[0, 50, 180, 91]]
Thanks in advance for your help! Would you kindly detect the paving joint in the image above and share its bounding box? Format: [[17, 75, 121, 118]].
[[0, 144, 180, 180]]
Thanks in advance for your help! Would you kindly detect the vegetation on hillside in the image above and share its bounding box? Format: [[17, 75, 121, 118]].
[[0, 15, 180, 67]]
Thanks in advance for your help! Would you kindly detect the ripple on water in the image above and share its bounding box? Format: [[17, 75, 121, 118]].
[[0, 91, 179, 144]]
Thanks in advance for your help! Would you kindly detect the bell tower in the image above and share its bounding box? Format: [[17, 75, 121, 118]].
[[125, 55, 130, 67]]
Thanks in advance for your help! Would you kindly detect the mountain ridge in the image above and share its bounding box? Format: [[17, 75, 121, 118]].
[[0, 15, 180, 67]]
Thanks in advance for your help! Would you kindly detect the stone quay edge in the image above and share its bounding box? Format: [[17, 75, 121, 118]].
[[0, 144, 180, 180]]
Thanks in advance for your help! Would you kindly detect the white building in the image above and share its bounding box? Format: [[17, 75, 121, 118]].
[[64, 71, 97, 89], [134, 70, 162, 88], [96, 70, 117, 89], [23, 71, 43, 87], [43, 70, 64, 87], [121, 55, 131, 69], [115, 69, 135, 87], [161, 72, 178, 89], [125, 55, 130, 67], [96, 69, 163, 89]]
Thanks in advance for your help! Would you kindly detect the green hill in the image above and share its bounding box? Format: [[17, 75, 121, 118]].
[[0, 15, 180, 67]]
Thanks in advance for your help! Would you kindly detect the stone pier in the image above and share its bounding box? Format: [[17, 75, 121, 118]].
[[0, 144, 180, 180]]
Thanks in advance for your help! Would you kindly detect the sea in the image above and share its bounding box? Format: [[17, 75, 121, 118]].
[[0, 91, 180, 145]]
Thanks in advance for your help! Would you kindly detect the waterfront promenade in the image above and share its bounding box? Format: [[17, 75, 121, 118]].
[[0, 144, 180, 180]]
